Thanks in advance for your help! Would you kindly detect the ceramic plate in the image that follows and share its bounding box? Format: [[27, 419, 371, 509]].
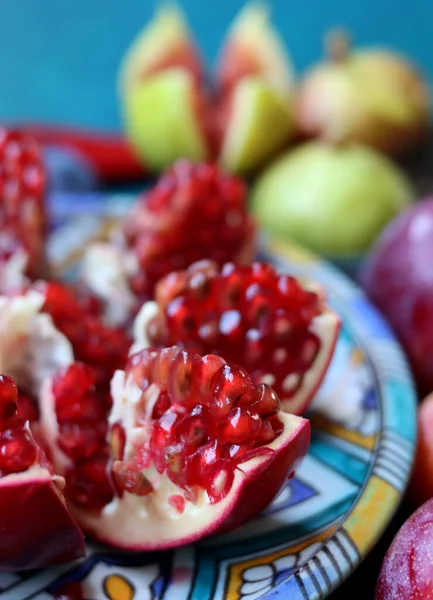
[[1, 194, 417, 600]]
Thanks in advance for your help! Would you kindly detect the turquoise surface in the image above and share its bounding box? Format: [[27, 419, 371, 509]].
[[0, 0, 431, 131]]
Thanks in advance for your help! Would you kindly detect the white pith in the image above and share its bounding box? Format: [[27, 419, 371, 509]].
[[0, 291, 74, 396], [73, 369, 306, 549], [130, 297, 340, 416], [0, 245, 29, 294], [81, 242, 139, 327]]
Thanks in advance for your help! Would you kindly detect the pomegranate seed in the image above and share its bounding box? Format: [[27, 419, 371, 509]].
[[218, 407, 262, 445], [151, 390, 171, 419], [52, 363, 96, 400], [168, 494, 186, 513], [65, 452, 113, 510], [55, 392, 105, 424], [204, 459, 234, 504], [0, 375, 18, 422], [17, 392, 39, 422], [112, 461, 153, 496], [168, 351, 194, 408], [191, 354, 226, 403], [109, 423, 126, 461], [255, 419, 278, 445], [249, 384, 280, 416], [174, 409, 210, 451], [57, 423, 106, 460], [209, 364, 254, 419], [151, 347, 179, 385], [0, 428, 37, 474]]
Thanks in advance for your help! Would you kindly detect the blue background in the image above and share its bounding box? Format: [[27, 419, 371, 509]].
[[1, 0, 431, 132]]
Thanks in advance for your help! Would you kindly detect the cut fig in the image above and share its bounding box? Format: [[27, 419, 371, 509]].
[[132, 261, 340, 415], [0, 375, 84, 570], [81, 161, 256, 322], [40, 347, 309, 550], [216, 2, 293, 97], [119, 3, 294, 173]]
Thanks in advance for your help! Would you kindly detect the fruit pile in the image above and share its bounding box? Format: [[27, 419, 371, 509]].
[[0, 128, 342, 573], [120, 3, 431, 264]]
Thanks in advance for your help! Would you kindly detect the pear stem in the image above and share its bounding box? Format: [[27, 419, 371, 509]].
[[325, 29, 351, 62]]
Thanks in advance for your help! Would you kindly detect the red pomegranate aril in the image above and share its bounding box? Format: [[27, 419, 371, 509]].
[[56, 393, 105, 424], [0, 375, 18, 422], [151, 390, 171, 419], [52, 363, 96, 400], [255, 419, 277, 446], [112, 461, 153, 496], [204, 459, 235, 504], [17, 393, 39, 422], [168, 494, 186, 513], [57, 423, 105, 460], [168, 351, 194, 408], [191, 354, 226, 402], [0, 428, 37, 474], [151, 346, 179, 385], [250, 384, 280, 416], [174, 411, 210, 450], [65, 452, 113, 510], [218, 407, 262, 445], [209, 364, 254, 419], [219, 309, 242, 339], [110, 422, 126, 461]]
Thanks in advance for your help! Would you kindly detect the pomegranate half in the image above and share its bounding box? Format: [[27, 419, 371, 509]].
[[40, 347, 310, 550], [131, 261, 340, 416], [0, 374, 84, 571]]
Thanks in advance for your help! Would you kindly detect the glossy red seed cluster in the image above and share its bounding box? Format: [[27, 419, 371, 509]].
[[122, 160, 253, 300], [0, 129, 46, 279], [112, 348, 282, 504], [53, 364, 113, 511], [36, 281, 130, 396], [0, 375, 41, 476], [148, 261, 323, 403]]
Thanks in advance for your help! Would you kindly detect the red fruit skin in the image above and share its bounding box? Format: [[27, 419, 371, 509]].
[[214, 418, 310, 535], [409, 393, 433, 507], [361, 199, 433, 395], [376, 498, 433, 600], [0, 476, 85, 570]]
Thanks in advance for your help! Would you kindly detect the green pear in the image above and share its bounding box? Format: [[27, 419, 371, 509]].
[[251, 141, 414, 256]]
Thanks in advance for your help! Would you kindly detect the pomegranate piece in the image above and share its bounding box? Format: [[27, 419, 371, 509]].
[[81, 160, 256, 324], [0, 128, 47, 280], [40, 347, 309, 551], [34, 280, 131, 393], [376, 498, 433, 599], [132, 260, 341, 415], [0, 375, 84, 570]]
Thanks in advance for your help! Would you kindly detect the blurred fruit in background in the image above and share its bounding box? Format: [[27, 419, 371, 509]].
[[295, 30, 431, 155], [361, 199, 433, 395], [409, 393, 433, 508], [250, 141, 413, 257], [376, 498, 433, 599], [119, 3, 294, 174]]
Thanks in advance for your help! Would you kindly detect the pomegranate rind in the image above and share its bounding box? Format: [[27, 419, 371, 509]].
[[217, 2, 294, 96], [119, 5, 203, 93], [219, 77, 293, 174], [0, 467, 85, 571], [69, 368, 310, 550], [123, 69, 208, 171]]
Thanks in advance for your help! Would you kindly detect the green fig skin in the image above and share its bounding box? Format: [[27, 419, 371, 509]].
[[250, 141, 414, 256]]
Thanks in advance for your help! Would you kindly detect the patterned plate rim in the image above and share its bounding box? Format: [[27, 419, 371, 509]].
[[259, 237, 418, 599]]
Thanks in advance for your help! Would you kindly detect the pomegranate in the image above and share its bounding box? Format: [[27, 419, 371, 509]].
[[295, 30, 430, 156], [131, 260, 340, 415], [408, 393, 433, 507], [81, 160, 256, 324], [0, 374, 84, 570], [376, 498, 433, 599], [0, 128, 47, 280], [120, 3, 294, 174], [360, 199, 433, 395], [40, 347, 309, 550]]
